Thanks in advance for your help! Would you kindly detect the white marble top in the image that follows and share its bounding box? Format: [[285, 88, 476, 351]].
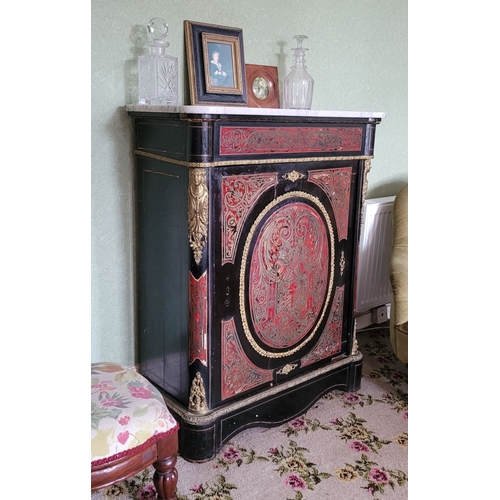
[[125, 104, 385, 119]]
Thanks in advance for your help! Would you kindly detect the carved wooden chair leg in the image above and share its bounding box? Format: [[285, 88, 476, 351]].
[[153, 433, 179, 500], [153, 454, 178, 500]]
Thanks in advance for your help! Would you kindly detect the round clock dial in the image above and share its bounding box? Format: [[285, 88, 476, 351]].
[[252, 76, 270, 100]]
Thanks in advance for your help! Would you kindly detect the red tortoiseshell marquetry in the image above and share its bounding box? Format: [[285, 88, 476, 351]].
[[221, 317, 273, 400], [300, 285, 344, 367], [189, 272, 208, 366], [219, 126, 363, 155], [309, 167, 352, 241], [222, 173, 278, 265], [248, 202, 330, 349]]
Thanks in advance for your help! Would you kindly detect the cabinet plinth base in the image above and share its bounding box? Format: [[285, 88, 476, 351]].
[[159, 353, 362, 462]]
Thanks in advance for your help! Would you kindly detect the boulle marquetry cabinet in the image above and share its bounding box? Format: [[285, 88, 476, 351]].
[[126, 105, 384, 462]]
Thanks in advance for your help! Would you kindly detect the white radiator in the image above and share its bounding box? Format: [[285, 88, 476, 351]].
[[355, 196, 396, 314]]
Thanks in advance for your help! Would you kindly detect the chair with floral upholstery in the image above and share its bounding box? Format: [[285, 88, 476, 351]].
[[91, 362, 179, 499]]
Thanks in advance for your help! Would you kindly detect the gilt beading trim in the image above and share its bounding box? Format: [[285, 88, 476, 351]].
[[135, 150, 373, 168], [162, 351, 363, 425], [239, 191, 335, 358]]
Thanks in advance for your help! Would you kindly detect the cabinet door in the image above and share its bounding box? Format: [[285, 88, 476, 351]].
[[209, 159, 361, 406]]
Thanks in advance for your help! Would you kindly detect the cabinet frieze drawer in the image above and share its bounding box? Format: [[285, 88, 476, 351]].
[[216, 124, 365, 159]]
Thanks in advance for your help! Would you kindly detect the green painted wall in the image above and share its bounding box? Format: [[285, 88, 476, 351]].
[[91, 0, 407, 365]]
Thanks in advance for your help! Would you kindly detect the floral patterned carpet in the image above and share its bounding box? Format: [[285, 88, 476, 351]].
[[91, 325, 408, 500]]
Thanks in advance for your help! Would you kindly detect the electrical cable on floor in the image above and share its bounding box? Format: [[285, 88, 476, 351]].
[[357, 326, 390, 332]]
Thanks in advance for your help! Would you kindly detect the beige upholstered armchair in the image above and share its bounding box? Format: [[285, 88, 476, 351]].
[[389, 184, 408, 363]]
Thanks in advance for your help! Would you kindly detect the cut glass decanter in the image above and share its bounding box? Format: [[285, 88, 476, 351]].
[[138, 17, 178, 105], [283, 35, 314, 110]]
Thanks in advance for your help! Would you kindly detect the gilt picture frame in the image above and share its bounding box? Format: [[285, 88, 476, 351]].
[[184, 20, 247, 106]]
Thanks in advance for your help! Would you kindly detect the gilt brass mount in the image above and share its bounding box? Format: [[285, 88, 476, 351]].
[[188, 169, 209, 265]]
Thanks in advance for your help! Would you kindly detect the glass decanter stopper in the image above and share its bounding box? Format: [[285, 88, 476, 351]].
[[138, 17, 178, 105], [283, 35, 314, 110]]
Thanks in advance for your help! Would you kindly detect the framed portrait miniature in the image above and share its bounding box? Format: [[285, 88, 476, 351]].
[[184, 20, 247, 106], [245, 64, 280, 108]]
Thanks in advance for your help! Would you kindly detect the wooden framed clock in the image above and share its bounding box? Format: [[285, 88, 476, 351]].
[[245, 64, 280, 108], [126, 104, 384, 462]]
